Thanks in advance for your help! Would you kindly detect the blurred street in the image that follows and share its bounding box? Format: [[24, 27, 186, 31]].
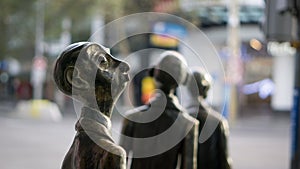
[[230, 105, 290, 169], [0, 102, 291, 169]]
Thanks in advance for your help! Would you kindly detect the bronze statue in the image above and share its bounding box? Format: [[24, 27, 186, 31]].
[[120, 51, 199, 169], [186, 68, 232, 169], [53, 42, 130, 169]]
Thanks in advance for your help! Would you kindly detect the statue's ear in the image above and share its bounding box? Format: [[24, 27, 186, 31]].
[[65, 66, 90, 90]]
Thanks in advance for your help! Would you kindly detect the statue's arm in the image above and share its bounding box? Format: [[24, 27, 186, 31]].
[[101, 142, 127, 169], [218, 120, 232, 169], [181, 120, 199, 169], [61, 142, 75, 169]]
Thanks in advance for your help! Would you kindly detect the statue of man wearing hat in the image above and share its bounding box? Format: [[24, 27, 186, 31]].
[[53, 42, 130, 169]]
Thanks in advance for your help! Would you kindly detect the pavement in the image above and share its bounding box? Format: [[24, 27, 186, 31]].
[[229, 105, 291, 169], [0, 101, 291, 169]]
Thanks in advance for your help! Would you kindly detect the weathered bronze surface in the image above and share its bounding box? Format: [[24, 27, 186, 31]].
[[120, 51, 199, 169], [53, 42, 130, 169], [186, 68, 232, 169]]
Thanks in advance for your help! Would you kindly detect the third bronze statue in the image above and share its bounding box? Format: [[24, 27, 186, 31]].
[[120, 51, 199, 169], [186, 68, 232, 169], [53, 42, 130, 169]]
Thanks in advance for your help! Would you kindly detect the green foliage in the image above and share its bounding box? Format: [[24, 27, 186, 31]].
[[0, 0, 36, 60], [0, 0, 197, 61], [0, 0, 125, 61], [123, 0, 155, 14]]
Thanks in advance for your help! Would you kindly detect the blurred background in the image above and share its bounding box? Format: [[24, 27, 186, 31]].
[[0, 0, 299, 168]]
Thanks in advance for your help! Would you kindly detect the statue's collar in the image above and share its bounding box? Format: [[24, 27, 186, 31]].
[[75, 107, 115, 143], [150, 91, 184, 112], [79, 106, 112, 130]]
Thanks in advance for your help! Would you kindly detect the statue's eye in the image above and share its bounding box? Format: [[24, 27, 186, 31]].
[[97, 54, 108, 69]]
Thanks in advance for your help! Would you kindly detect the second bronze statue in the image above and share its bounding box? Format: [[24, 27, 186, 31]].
[[120, 51, 199, 169]]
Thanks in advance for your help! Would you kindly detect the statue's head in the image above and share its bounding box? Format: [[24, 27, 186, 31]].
[[188, 68, 211, 99], [151, 51, 189, 93], [53, 42, 130, 116]]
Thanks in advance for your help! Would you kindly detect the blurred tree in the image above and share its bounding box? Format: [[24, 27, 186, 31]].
[[0, 0, 36, 60], [123, 0, 155, 14], [0, 0, 125, 61], [0, 0, 199, 61]]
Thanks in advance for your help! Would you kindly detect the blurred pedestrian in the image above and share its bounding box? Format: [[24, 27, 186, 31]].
[[16, 80, 32, 100], [186, 68, 232, 169]]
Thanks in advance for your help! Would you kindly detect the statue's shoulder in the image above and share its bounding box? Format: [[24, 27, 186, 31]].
[[98, 139, 126, 157], [206, 107, 224, 123], [172, 109, 199, 132], [124, 105, 149, 118]]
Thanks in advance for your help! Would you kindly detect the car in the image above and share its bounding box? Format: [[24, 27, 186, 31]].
[[239, 5, 264, 24], [208, 5, 228, 25], [197, 6, 212, 27]]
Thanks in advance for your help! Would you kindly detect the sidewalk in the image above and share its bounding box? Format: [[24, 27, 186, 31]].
[[0, 101, 292, 169], [229, 104, 291, 169]]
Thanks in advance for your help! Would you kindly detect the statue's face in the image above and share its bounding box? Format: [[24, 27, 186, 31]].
[[75, 44, 130, 105]]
